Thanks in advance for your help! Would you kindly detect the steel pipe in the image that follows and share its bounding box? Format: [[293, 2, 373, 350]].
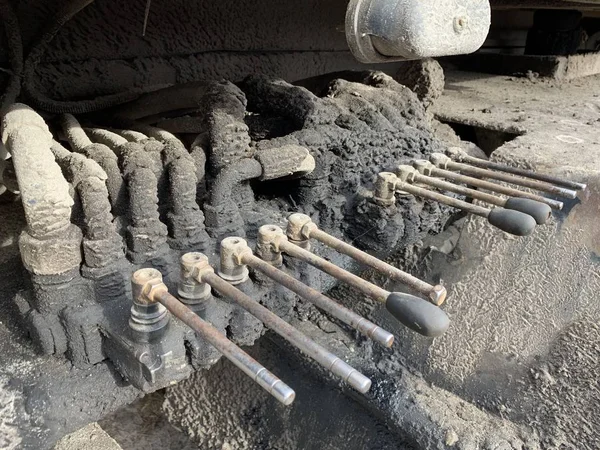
[[431, 153, 577, 199], [131, 267, 295, 406], [446, 148, 587, 191]]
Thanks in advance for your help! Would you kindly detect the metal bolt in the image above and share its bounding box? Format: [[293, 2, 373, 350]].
[[218, 237, 251, 285], [178, 253, 211, 305], [286, 213, 314, 243], [131, 268, 168, 305], [130, 268, 170, 339], [374, 172, 398, 205]]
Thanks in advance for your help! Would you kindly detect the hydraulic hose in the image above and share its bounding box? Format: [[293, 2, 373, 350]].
[[23, 0, 141, 113]]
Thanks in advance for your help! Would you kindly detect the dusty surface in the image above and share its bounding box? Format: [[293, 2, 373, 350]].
[[0, 66, 457, 450], [99, 394, 196, 450], [53, 423, 121, 450], [157, 72, 599, 449], [5, 0, 405, 106], [0, 17, 599, 445]]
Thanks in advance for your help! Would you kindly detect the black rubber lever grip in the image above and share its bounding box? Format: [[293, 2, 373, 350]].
[[504, 197, 552, 225], [385, 293, 450, 337], [487, 208, 537, 236]]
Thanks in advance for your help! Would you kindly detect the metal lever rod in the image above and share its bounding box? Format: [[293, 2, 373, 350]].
[[431, 153, 578, 199], [273, 233, 449, 337], [195, 244, 372, 393], [446, 148, 587, 191], [203, 270, 372, 393], [376, 172, 537, 237], [403, 164, 552, 225], [131, 268, 296, 406], [281, 238, 389, 302], [423, 159, 563, 210], [285, 213, 446, 305], [236, 235, 394, 348]]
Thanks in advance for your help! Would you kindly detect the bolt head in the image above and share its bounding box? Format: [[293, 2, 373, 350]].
[[286, 214, 312, 241], [180, 252, 210, 280], [413, 159, 434, 176], [445, 147, 467, 161], [430, 153, 450, 168], [132, 268, 165, 304]]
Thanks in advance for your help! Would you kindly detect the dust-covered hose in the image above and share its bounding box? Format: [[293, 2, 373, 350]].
[[23, 0, 142, 113]]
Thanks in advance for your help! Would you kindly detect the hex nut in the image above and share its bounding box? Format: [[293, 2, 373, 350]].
[[131, 268, 167, 304], [286, 214, 313, 242], [19, 225, 83, 275], [218, 237, 250, 284], [256, 225, 286, 264]]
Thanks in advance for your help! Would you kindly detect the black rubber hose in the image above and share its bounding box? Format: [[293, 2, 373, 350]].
[[385, 293, 449, 337], [0, 0, 23, 113], [23, 0, 141, 114], [504, 197, 552, 225], [487, 208, 537, 236]]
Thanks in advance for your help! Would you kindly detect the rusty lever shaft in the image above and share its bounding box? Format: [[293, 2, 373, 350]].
[[379, 171, 537, 237], [447, 148, 586, 191], [274, 234, 449, 337], [285, 214, 446, 305], [422, 159, 563, 210], [203, 270, 372, 393], [431, 153, 577, 199], [239, 237, 394, 347], [405, 163, 552, 225], [188, 243, 372, 393], [131, 268, 295, 405]]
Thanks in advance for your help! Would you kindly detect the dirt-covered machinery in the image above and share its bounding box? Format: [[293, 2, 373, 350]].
[[0, 1, 599, 449]]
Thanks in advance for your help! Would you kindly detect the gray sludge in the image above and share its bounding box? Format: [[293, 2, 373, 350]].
[[3, 71, 527, 450]]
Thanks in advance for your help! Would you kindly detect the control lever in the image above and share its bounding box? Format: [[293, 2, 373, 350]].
[[431, 152, 578, 199], [446, 147, 587, 191], [424, 157, 563, 210], [182, 250, 372, 394], [260, 226, 449, 337], [376, 172, 537, 237], [403, 163, 552, 225], [285, 213, 447, 305], [131, 267, 296, 405], [224, 230, 394, 347]]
